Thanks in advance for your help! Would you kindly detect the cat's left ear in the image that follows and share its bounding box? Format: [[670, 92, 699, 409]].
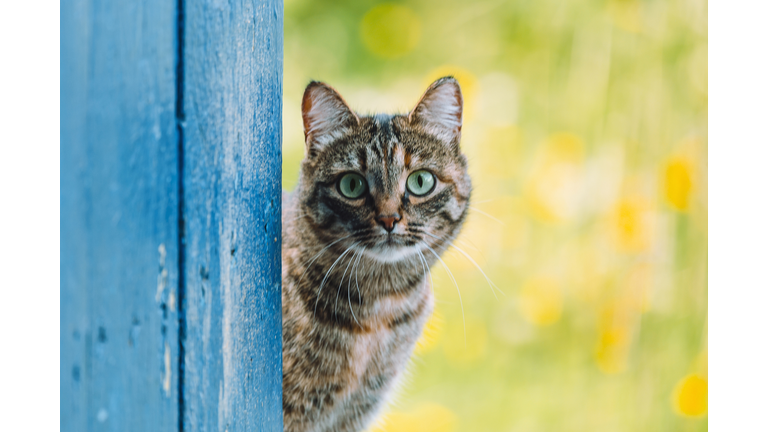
[[301, 81, 359, 158], [408, 76, 463, 146]]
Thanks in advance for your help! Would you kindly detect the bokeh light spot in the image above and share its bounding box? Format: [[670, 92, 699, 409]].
[[664, 156, 694, 211], [525, 134, 586, 223], [360, 4, 422, 59], [476, 72, 519, 127], [595, 326, 630, 374], [369, 402, 457, 432], [518, 278, 563, 326], [611, 196, 653, 252], [423, 65, 478, 106], [544, 133, 585, 163], [607, 0, 643, 33], [672, 374, 708, 417]]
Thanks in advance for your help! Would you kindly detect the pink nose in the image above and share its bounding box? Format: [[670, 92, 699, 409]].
[[376, 214, 401, 232]]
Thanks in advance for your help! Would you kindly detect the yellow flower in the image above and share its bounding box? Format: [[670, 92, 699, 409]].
[[360, 4, 421, 59], [544, 133, 585, 163], [663, 156, 694, 211], [610, 195, 653, 252], [369, 403, 457, 432], [518, 277, 563, 326], [594, 299, 638, 374], [672, 374, 708, 417], [595, 326, 630, 374]]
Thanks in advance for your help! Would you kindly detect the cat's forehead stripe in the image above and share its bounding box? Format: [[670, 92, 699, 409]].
[[403, 150, 412, 169]]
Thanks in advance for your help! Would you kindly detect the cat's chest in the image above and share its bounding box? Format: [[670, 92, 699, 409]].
[[341, 289, 433, 397]]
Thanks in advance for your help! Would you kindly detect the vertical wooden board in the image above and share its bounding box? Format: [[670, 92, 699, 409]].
[[60, 0, 180, 431], [181, 0, 283, 430]]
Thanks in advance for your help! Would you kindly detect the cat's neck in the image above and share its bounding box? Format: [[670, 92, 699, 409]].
[[284, 216, 429, 312], [297, 227, 430, 297]]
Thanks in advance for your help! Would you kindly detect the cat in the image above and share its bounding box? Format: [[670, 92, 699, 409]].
[[282, 76, 471, 432]]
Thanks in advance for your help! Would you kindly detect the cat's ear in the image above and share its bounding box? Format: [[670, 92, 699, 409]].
[[408, 76, 463, 145], [301, 81, 359, 157]]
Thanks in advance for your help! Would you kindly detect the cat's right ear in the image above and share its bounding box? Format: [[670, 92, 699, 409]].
[[301, 81, 359, 158], [408, 76, 463, 146]]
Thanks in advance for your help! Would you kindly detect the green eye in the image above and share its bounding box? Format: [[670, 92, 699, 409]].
[[406, 170, 436, 196], [338, 173, 367, 199]]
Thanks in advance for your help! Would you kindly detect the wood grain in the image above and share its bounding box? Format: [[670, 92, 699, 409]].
[[61, 0, 283, 430], [61, 0, 180, 430], [182, 0, 283, 430]]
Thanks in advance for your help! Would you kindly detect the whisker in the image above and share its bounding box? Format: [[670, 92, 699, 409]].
[[288, 213, 310, 222], [470, 198, 498, 205], [422, 242, 466, 345], [423, 231, 504, 299], [468, 205, 505, 225], [352, 231, 377, 239], [336, 247, 359, 317], [298, 234, 354, 285], [348, 249, 364, 328], [453, 236, 482, 254], [457, 236, 491, 268], [416, 250, 434, 295], [314, 243, 357, 317], [354, 245, 365, 306]]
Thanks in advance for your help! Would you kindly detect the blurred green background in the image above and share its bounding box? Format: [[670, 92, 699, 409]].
[[283, 0, 707, 430]]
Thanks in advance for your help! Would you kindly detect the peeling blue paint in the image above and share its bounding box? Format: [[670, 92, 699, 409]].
[[181, 0, 283, 429], [61, 0, 181, 430], [61, 0, 283, 430]]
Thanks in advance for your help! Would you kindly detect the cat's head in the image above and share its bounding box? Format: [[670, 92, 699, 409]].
[[296, 77, 471, 263]]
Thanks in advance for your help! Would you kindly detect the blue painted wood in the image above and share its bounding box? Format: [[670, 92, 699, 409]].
[[61, 0, 181, 431], [181, 0, 283, 431]]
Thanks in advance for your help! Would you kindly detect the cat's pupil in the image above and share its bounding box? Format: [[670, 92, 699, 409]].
[[417, 175, 423, 187]]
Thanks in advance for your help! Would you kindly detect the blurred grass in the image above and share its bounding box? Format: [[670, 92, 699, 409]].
[[284, 0, 707, 430]]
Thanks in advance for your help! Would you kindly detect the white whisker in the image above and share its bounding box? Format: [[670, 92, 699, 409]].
[[336, 248, 358, 317], [422, 242, 466, 345], [457, 236, 490, 264], [348, 249, 364, 328], [289, 213, 310, 222], [298, 234, 353, 285], [354, 246, 365, 302], [416, 250, 434, 295], [453, 236, 484, 256], [423, 231, 503, 299], [315, 243, 357, 317], [468, 205, 505, 225]]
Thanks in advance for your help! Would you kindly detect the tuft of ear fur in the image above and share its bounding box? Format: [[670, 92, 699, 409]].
[[301, 81, 359, 158], [408, 77, 463, 145]]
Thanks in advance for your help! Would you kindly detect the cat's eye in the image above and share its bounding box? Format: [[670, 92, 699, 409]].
[[338, 173, 367, 199], [406, 170, 436, 196]]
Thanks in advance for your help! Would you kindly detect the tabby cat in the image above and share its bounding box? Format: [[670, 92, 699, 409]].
[[282, 77, 472, 432]]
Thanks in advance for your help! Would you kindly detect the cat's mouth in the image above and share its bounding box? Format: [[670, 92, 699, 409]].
[[362, 234, 419, 263], [378, 232, 415, 246]]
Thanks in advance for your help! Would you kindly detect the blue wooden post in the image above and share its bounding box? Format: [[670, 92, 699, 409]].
[[61, 0, 283, 429], [181, 0, 283, 430], [61, 0, 181, 430]]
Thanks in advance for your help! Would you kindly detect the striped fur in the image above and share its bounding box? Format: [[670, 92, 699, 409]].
[[282, 77, 471, 432]]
